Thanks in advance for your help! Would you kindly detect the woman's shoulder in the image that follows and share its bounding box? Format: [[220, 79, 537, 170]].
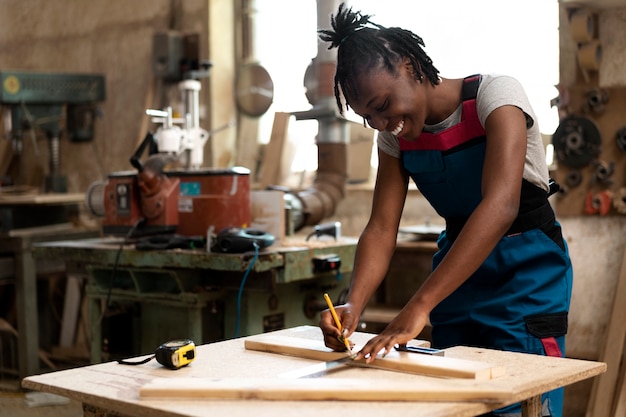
[[476, 73, 534, 126], [477, 74, 526, 97]]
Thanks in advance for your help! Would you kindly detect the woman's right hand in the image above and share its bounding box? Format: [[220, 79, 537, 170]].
[[319, 302, 358, 352]]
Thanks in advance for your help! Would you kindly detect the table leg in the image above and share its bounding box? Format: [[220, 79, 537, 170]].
[[14, 237, 40, 378], [521, 394, 542, 417], [89, 296, 102, 363]]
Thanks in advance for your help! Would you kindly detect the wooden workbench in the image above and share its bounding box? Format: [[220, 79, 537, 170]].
[[22, 325, 606, 417]]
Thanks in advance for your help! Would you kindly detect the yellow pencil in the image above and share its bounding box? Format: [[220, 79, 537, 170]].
[[323, 293, 352, 353]]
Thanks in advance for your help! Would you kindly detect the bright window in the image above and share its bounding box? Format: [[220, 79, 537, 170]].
[[254, 0, 560, 174]]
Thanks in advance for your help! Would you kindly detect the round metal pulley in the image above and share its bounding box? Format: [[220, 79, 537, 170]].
[[552, 114, 602, 168], [565, 170, 583, 188], [583, 88, 609, 114], [592, 160, 614, 185], [235, 63, 274, 117]]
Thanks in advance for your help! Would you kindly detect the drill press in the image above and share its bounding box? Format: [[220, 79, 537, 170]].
[[85, 79, 250, 237], [0, 70, 106, 192]]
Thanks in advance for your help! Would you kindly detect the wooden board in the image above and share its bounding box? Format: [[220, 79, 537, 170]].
[[0, 192, 85, 206], [244, 334, 505, 380], [585, 246, 626, 417], [235, 115, 261, 179], [257, 112, 290, 188], [139, 377, 514, 402], [614, 345, 626, 417], [586, 245, 626, 417]]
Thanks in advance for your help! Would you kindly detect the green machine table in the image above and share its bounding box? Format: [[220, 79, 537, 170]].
[[33, 236, 356, 364]]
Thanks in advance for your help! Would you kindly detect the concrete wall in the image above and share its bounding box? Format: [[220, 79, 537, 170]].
[[0, 0, 219, 193]]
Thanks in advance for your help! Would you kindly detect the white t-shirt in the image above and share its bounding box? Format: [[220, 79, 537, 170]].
[[376, 74, 549, 192]]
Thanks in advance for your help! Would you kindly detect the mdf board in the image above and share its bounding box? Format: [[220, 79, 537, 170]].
[[243, 334, 506, 380]]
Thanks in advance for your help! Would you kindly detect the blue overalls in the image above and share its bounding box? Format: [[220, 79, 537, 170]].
[[399, 75, 573, 417]]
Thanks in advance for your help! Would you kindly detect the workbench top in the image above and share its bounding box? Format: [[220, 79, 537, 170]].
[[22, 326, 606, 417], [33, 236, 358, 283]]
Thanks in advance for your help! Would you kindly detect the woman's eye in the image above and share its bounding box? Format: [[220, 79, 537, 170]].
[[376, 100, 388, 112]]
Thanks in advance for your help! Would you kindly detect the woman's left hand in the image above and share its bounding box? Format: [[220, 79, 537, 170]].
[[354, 307, 430, 363]]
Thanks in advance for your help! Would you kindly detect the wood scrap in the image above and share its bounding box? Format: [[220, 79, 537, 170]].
[[0, 107, 15, 178], [257, 112, 290, 188], [0, 192, 85, 205], [8, 223, 75, 238], [136, 76, 158, 149], [59, 276, 83, 348], [235, 115, 261, 180]]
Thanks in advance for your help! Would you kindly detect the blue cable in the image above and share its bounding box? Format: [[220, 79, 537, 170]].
[[234, 242, 260, 338]]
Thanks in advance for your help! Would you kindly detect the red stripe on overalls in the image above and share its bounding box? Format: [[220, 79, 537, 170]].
[[399, 99, 485, 151], [541, 337, 563, 357]]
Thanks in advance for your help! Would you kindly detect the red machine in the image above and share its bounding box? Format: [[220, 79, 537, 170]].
[[173, 168, 250, 236], [86, 80, 250, 237], [89, 163, 250, 238]]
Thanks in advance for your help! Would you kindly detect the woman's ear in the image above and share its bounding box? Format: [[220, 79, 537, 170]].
[[402, 57, 413, 71], [402, 57, 422, 81]]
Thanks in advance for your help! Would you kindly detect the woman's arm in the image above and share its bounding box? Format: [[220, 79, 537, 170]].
[[319, 149, 409, 351]]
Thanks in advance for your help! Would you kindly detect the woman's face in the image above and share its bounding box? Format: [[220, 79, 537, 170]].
[[346, 59, 426, 141]]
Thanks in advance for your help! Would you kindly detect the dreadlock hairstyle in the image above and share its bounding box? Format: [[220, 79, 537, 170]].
[[318, 2, 440, 115]]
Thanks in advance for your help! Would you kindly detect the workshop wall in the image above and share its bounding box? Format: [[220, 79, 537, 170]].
[[0, 0, 230, 194], [553, 4, 626, 355], [554, 5, 626, 217], [551, 6, 626, 416]]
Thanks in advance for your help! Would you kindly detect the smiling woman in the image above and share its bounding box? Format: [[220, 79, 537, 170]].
[[313, 3, 572, 417], [254, 0, 559, 172]]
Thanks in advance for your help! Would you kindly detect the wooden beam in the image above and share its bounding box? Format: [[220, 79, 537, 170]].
[[140, 377, 514, 402], [613, 344, 626, 417], [586, 245, 626, 417], [244, 334, 505, 380]]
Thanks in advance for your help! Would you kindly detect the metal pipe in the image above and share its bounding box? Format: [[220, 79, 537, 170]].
[[291, 0, 348, 230]]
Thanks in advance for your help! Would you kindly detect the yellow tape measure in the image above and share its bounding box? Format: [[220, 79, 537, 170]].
[[155, 339, 196, 369], [117, 339, 196, 370]]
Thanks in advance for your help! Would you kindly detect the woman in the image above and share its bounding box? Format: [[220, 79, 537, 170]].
[[317, 3, 572, 416]]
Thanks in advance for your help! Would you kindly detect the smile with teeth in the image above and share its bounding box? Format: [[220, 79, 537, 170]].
[[391, 120, 404, 136]]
